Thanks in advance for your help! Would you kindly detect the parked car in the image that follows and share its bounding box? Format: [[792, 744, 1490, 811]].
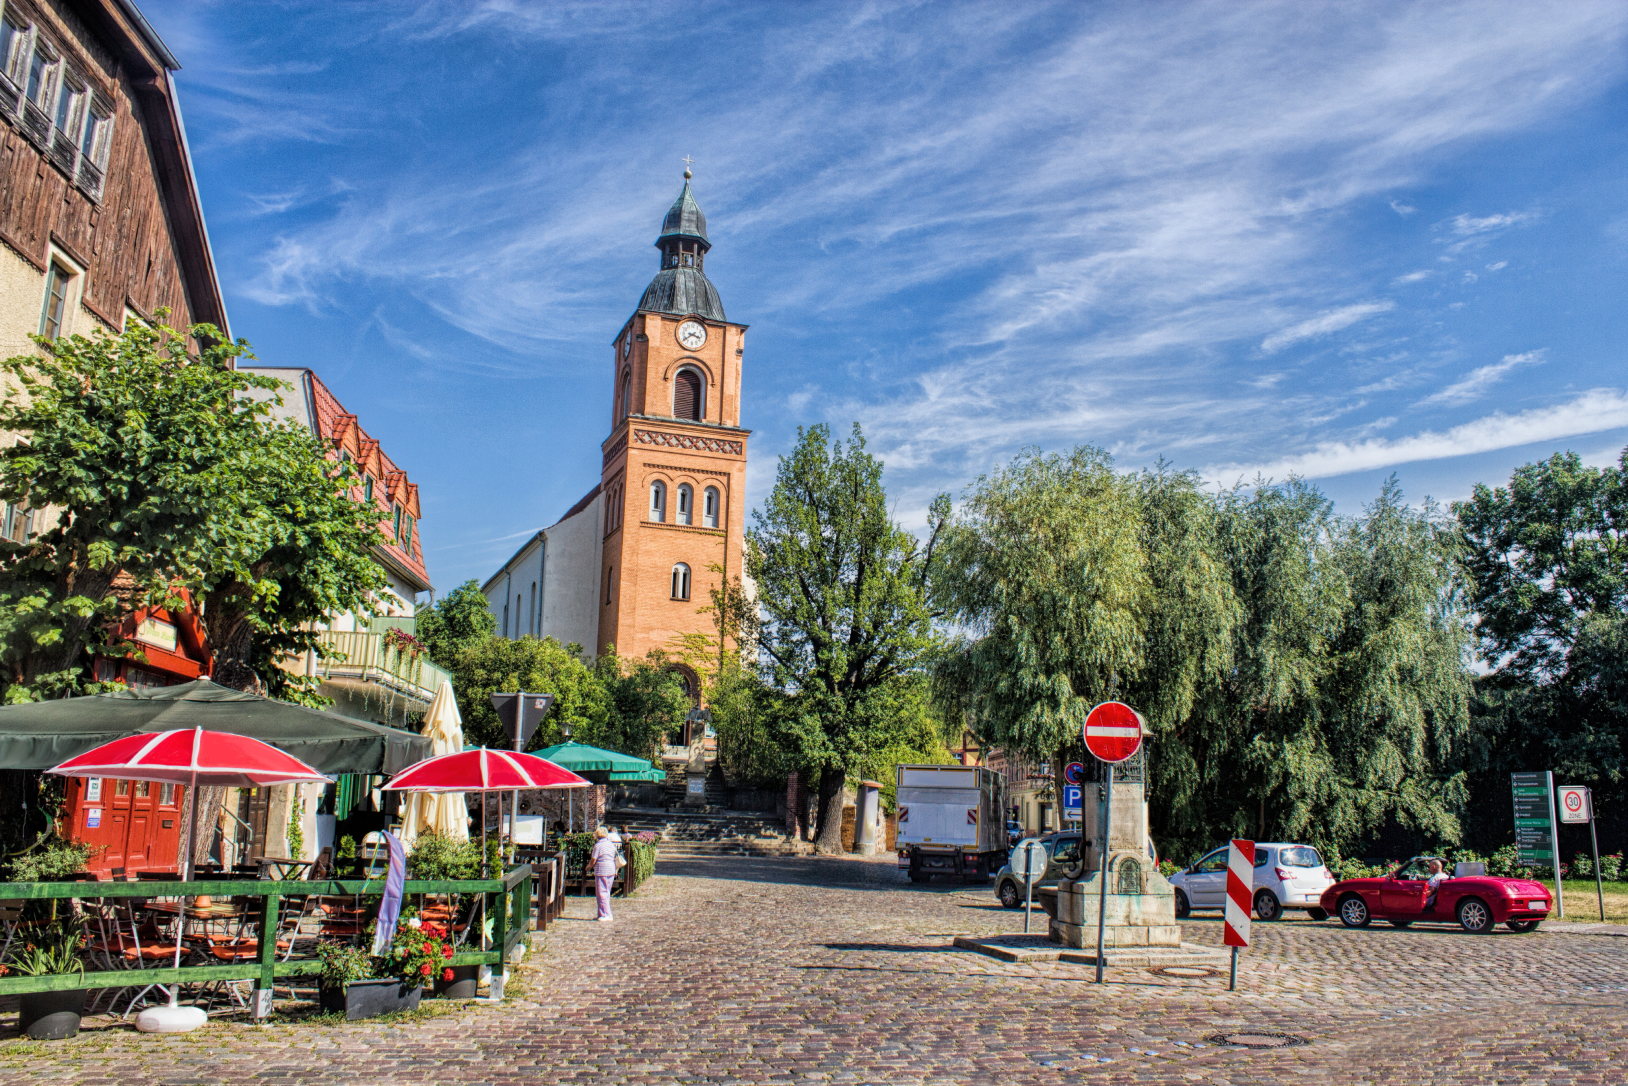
[[1319, 856, 1552, 933], [1005, 820, 1024, 848], [993, 832, 1083, 908], [1168, 842, 1336, 921]]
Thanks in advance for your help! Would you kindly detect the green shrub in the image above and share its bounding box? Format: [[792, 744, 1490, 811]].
[[7, 838, 97, 882], [406, 833, 482, 880], [7, 924, 84, 977], [627, 838, 658, 884]]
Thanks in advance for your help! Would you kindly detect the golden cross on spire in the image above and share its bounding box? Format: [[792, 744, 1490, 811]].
[[681, 155, 694, 180]]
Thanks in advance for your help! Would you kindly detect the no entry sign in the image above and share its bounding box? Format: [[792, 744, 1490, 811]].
[[1083, 701, 1144, 763]]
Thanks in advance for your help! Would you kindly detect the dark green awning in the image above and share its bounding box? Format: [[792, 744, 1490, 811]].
[[0, 678, 430, 774]]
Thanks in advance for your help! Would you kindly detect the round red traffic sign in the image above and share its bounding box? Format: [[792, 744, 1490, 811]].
[[1564, 791, 1583, 812], [1083, 701, 1143, 763]]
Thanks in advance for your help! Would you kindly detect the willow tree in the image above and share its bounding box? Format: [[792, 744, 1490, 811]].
[[1153, 478, 1472, 859], [748, 423, 945, 853], [932, 447, 1149, 764]]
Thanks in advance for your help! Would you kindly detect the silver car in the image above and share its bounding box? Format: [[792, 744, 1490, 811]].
[[992, 832, 1083, 908]]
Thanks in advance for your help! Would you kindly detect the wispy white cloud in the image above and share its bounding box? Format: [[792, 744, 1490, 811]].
[[1393, 270, 1431, 284], [1261, 302, 1395, 354], [1211, 387, 1628, 481], [1419, 350, 1544, 406], [1390, 199, 1417, 216]]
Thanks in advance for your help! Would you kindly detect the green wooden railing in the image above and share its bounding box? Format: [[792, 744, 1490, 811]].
[[0, 865, 533, 1000]]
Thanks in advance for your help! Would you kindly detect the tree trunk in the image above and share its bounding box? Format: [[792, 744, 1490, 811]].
[[813, 766, 847, 854]]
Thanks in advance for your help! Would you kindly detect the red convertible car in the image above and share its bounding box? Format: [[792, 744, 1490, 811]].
[[1320, 857, 1553, 933]]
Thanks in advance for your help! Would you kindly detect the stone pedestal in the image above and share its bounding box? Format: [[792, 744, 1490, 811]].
[[1049, 849, 1182, 949], [852, 780, 882, 855]]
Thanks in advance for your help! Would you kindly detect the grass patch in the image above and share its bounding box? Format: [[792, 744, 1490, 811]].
[[1555, 879, 1628, 923]]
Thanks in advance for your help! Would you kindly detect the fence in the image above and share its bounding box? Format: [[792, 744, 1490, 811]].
[[0, 865, 534, 1013]]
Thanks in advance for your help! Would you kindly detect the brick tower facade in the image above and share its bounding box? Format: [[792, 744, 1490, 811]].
[[596, 174, 749, 688]]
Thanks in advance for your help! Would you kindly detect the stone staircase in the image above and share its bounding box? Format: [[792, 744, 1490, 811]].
[[605, 807, 812, 858]]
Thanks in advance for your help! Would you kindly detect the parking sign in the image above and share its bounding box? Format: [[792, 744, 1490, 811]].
[[1063, 784, 1081, 819]]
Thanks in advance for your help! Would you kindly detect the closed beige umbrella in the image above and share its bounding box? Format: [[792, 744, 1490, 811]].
[[398, 680, 469, 844]]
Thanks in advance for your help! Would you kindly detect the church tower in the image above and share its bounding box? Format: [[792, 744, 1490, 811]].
[[597, 172, 749, 688]]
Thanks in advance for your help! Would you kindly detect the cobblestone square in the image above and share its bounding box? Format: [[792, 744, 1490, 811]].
[[2, 854, 1623, 1084]]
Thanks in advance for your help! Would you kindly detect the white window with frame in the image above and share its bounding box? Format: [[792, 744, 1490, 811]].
[[670, 562, 691, 601], [649, 479, 666, 522], [2, 501, 31, 543], [702, 486, 719, 529], [676, 483, 693, 525]]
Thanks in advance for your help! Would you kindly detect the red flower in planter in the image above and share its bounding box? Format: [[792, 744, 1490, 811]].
[[419, 962, 433, 977], [442, 967, 455, 982], [441, 945, 454, 959], [422, 942, 434, 955]]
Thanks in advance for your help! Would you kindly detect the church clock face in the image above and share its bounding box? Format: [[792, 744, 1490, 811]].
[[677, 320, 707, 350]]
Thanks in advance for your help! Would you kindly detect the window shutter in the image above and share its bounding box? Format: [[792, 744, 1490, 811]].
[[674, 370, 701, 420]]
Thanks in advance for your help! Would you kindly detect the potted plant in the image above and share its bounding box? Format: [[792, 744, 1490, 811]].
[[10, 925, 87, 1040], [314, 941, 424, 1021]]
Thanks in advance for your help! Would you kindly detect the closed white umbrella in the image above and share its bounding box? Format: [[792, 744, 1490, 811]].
[[397, 680, 469, 845]]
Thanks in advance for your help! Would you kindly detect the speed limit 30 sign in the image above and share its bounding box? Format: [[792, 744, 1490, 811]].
[[1558, 786, 1592, 824]]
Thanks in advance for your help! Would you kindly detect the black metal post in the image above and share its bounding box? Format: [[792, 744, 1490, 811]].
[[1590, 789, 1604, 922]]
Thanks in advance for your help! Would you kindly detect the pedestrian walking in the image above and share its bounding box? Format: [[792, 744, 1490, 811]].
[[591, 825, 618, 922]]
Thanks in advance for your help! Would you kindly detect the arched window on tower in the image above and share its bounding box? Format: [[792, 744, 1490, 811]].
[[619, 369, 632, 421], [673, 368, 703, 421], [671, 562, 691, 601], [650, 480, 666, 522], [676, 484, 693, 525], [702, 486, 719, 528]]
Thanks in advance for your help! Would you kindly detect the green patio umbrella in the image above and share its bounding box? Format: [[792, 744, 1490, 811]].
[[0, 678, 431, 773], [530, 740, 665, 782]]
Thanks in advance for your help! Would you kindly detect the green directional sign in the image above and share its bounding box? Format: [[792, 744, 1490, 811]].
[[1511, 771, 1555, 864]]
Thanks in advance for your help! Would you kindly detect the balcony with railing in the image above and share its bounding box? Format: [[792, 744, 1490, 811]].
[[313, 628, 450, 707]]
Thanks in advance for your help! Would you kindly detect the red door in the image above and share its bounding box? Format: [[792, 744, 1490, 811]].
[[63, 777, 185, 878], [1379, 877, 1427, 916]]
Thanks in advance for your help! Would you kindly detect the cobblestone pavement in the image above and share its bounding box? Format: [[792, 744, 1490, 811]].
[[1, 853, 1624, 1084]]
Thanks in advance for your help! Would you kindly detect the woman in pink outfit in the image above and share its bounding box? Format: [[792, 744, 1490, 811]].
[[590, 826, 617, 922]]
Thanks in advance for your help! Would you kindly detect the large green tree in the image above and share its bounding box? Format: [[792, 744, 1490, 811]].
[[1454, 449, 1628, 848], [590, 649, 691, 763], [448, 635, 611, 750], [418, 578, 498, 671], [0, 317, 382, 701], [748, 423, 946, 852]]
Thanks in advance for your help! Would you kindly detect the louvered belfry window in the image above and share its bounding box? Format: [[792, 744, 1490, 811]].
[[674, 369, 702, 420]]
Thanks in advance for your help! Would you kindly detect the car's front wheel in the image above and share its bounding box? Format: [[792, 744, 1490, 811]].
[[1507, 920, 1541, 933], [998, 880, 1020, 909], [1338, 894, 1371, 928], [1173, 889, 1190, 919], [1457, 897, 1494, 934], [1307, 907, 1328, 922], [1254, 890, 1282, 922]]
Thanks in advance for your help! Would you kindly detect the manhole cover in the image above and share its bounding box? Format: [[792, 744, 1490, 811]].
[[1148, 965, 1220, 978], [1204, 1031, 1308, 1049]]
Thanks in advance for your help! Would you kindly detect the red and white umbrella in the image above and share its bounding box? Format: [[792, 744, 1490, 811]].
[[46, 728, 331, 1006], [382, 747, 589, 793]]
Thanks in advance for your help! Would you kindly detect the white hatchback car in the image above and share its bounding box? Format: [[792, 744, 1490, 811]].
[[1168, 842, 1336, 921]]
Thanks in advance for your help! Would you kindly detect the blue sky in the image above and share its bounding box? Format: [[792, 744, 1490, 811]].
[[144, 0, 1628, 594]]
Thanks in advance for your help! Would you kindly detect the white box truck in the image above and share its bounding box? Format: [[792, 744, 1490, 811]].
[[895, 764, 1008, 883]]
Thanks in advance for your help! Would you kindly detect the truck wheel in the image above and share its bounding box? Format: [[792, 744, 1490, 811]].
[[908, 871, 927, 884], [1173, 889, 1190, 919], [998, 881, 1020, 908]]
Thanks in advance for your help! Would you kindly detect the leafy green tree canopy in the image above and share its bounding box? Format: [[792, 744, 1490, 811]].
[[447, 635, 610, 750], [747, 423, 946, 851], [418, 579, 497, 671]]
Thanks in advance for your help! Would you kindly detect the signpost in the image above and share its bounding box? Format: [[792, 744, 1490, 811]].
[[1223, 839, 1254, 991], [1511, 771, 1564, 918], [1011, 839, 1048, 934], [1558, 785, 1603, 921], [490, 693, 556, 851], [1083, 701, 1144, 985]]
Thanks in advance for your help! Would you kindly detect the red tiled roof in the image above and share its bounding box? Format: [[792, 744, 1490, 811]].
[[305, 371, 431, 591]]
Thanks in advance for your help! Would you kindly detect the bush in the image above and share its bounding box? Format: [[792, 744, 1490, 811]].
[[1157, 859, 1180, 878], [1332, 857, 1393, 880], [1486, 845, 1520, 878], [1573, 852, 1594, 879], [7, 837, 97, 882], [627, 838, 658, 884], [1600, 853, 1624, 882], [406, 833, 482, 881]]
